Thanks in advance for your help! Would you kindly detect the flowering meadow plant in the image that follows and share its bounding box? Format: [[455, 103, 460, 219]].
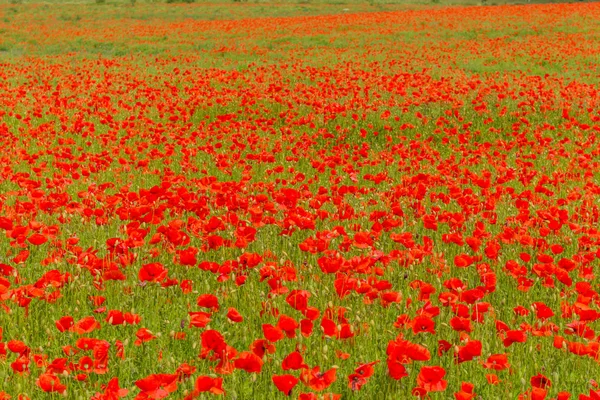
[[0, 1, 600, 399]]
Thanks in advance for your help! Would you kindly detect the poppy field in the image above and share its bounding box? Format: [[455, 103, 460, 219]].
[[1, 1, 600, 399]]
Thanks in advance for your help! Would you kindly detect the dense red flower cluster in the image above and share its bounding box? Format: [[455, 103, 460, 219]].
[[0, 1, 600, 399]]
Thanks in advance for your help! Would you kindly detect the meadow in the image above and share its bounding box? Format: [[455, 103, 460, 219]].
[[0, 1, 600, 399]]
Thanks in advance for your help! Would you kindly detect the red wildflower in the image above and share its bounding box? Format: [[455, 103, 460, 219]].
[[450, 316, 473, 333], [272, 375, 299, 396], [36, 373, 67, 394], [189, 311, 212, 328], [278, 314, 299, 338], [226, 308, 243, 323], [250, 339, 275, 358], [531, 373, 551, 389], [580, 389, 600, 400], [416, 366, 447, 392], [412, 315, 435, 335], [195, 376, 225, 395], [197, 294, 220, 311], [455, 382, 475, 400], [234, 351, 263, 373], [282, 351, 308, 370], [486, 374, 500, 385], [138, 263, 168, 283], [286, 290, 310, 311], [27, 233, 48, 246], [91, 377, 129, 399], [135, 374, 178, 399], [532, 302, 554, 320], [455, 340, 482, 363], [503, 330, 527, 347], [300, 366, 337, 391], [348, 361, 379, 391], [262, 324, 284, 342], [70, 316, 101, 335], [134, 328, 157, 346], [483, 354, 510, 370], [55, 316, 74, 332]]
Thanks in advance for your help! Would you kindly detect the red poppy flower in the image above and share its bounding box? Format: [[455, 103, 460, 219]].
[[452, 382, 475, 400], [580, 389, 600, 400], [412, 315, 435, 335], [300, 366, 337, 391], [530, 373, 552, 389], [7, 340, 28, 356], [416, 366, 447, 392], [11, 355, 29, 375], [286, 290, 310, 311], [134, 328, 157, 346], [278, 314, 299, 338], [348, 361, 379, 391], [450, 316, 473, 333], [175, 363, 196, 382], [78, 356, 94, 372], [201, 330, 227, 359], [530, 387, 548, 400], [189, 311, 212, 328], [273, 375, 299, 396], [299, 394, 318, 400], [0, 217, 13, 231], [36, 373, 67, 394], [282, 351, 308, 370], [438, 340, 453, 356], [91, 377, 128, 399], [263, 324, 284, 342], [514, 306, 530, 316], [321, 317, 338, 337], [178, 247, 198, 266], [483, 354, 510, 370], [387, 358, 408, 380], [250, 339, 275, 358], [300, 319, 314, 337], [503, 330, 527, 347], [195, 376, 225, 395], [387, 337, 431, 363], [70, 316, 101, 335], [27, 233, 48, 246], [135, 374, 178, 399], [226, 307, 244, 323], [197, 294, 219, 311], [532, 302, 554, 320], [138, 263, 168, 283], [455, 340, 482, 363], [234, 351, 263, 373], [55, 316, 74, 332]]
